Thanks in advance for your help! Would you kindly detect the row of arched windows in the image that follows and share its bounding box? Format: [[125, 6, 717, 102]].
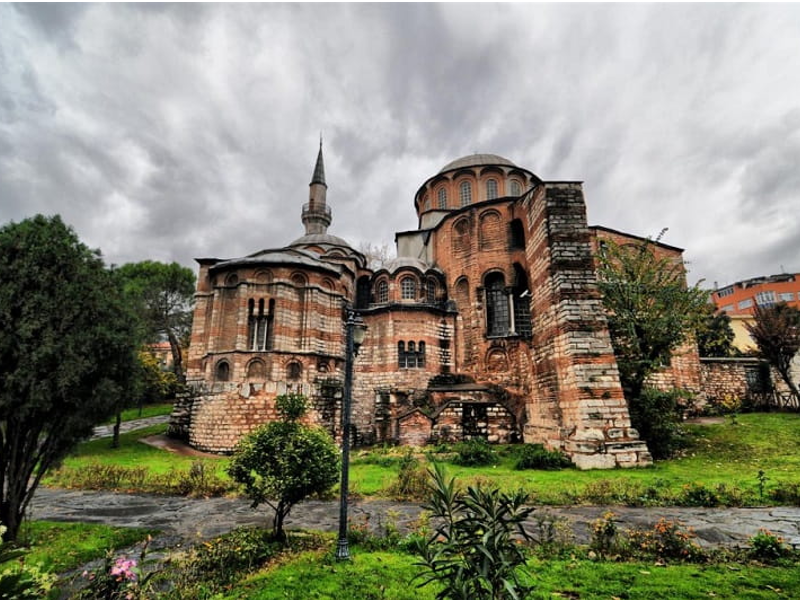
[[357, 275, 441, 308], [215, 358, 303, 382], [425, 178, 525, 211], [483, 265, 532, 338], [398, 341, 426, 368], [452, 217, 526, 254]]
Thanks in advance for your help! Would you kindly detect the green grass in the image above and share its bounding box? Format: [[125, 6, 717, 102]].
[[7, 521, 157, 574], [219, 547, 800, 600], [102, 402, 174, 424], [46, 413, 800, 506], [350, 413, 800, 504]]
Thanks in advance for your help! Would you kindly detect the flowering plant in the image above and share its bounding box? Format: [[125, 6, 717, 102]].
[[76, 536, 152, 599]]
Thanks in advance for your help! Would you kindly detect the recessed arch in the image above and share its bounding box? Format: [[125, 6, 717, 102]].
[[215, 359, 231, 382]]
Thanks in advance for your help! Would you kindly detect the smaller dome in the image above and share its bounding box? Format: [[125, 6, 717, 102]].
[[383, 257, 442, 275], [289, 233, 353, 249], [439, 154, 517, 173]]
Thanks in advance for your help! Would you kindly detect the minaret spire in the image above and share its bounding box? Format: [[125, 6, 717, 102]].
[[302, 138, 332, 235], [311, 135, 326, 187]]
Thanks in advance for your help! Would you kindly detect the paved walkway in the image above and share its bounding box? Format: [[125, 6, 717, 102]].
[[30, 487, 800, 550], [90, 415, 171, 440]]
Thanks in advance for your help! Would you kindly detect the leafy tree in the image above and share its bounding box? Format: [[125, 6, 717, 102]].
[[116, 260, 195, 382], [596, 234, 708, 402], [0, 215, 138, 541], [746, 302, 800, 402], [227, 394, 339, 542], [414, 462, 535, 600], [695, 304, 737, 357]]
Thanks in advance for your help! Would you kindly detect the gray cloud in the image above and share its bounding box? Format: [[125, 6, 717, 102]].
[[1, 3, 799, 288]]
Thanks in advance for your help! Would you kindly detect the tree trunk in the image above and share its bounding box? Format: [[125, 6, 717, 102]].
[[167, 329, 185, 384], [1, 498, 22, 542], [777, 366, 800, 404], [112, 410, 122, 449]]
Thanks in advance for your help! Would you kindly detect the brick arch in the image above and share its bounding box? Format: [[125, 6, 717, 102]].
[[452, 217, 471, 254], [224, 273, 239, 286], [254, 270, 273, 284], [479, 209, 503, 250], [486, 348, 509, 372], [246, 358, 266, 380]]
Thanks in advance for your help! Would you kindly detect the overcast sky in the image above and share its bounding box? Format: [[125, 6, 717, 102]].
[[2, 3, 799, 288]]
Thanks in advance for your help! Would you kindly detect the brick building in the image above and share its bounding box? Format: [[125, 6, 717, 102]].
[[171, 147, 703, 468]]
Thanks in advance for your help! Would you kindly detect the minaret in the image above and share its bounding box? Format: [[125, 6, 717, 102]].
[[302, 139, 332, 235]]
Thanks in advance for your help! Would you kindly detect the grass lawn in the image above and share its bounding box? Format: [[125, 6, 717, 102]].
[[46, 413, 800, 505], [6, 521, 157, 574], [220, 546, 800, 599], [102, 402, 174, 424]]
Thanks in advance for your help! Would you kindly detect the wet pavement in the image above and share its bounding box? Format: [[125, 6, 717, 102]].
[[30, 486, 800, 550], [90, 415, 171, 440]]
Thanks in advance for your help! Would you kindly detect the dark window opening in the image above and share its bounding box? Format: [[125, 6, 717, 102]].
[[216, 361, 230, 382], [509, 219, 525, 249], [398, 340, 426, 369], [356, 276, 371, 309], [512, 264, 532, 338], [485, 273, 510, 336], [461, 404, 488, 438], [287, 361, 302, 381]]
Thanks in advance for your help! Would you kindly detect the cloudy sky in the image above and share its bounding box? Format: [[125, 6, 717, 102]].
[[2, 3, 799, 288]]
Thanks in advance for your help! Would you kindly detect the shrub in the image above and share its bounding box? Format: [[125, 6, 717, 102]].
[[413, 462, 535, 599], [450, 437, 497, 467], [678, 482, 721, 507], [589, 511, 619, 558], [386, 450, 430, 500], [227, 394, 340, 542], [771, 481, 800, 504], [628, 388, 691, 460], [74, 536, 153, 600], [514, 443, 572, 470], [748, 528, 791, 562], [624, 518, 705, 562], [165, 527, 281, 596]]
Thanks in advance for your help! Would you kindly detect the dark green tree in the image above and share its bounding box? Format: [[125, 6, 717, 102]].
[[0, 215, 139, 541], [596, 234, 709, 401], [227, 394, 339, 542], [695, 303, 737, 357], [746, 302, 800, 402], [116, 261, 195, 382]]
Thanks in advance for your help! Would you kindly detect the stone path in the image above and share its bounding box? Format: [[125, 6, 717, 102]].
[[90, 415, 171, 440], [30, 487, 800, 550]]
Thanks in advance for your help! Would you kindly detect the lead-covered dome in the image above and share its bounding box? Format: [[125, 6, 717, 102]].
[[439, 154, 517, 173]]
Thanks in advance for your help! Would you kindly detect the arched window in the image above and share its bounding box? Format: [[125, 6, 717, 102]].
[[426, 278, 437, 303], [486, 179, 498, 200], [485, 272, 510, 336], [266, 299, 275, 350], [398, 340, 425, 368], [287, 361, 302, 381], [247, 359, 266, 380], [418, 341, 426, 367], [509, 180, 521, 196], [376, 280, 389, 303], [452, 218, 471, 254], [397, 341, 405, 368], [509, 219, 525, 249], [356, 276, 371, 309], [437, 187, 447, 209], [247, 299, 256, 349], [459, 181, 472, 207], [400, 277, 417, 300], [216, 360, 230, 382], [512, 264, 532, 338]]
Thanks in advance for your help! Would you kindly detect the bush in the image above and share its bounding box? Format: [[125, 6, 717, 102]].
[[748, 529, 791, 562], [386, 450, 429, 500], [450, 437, 497, 467], [624, 518, 705, 562], [628, 388, 690, 460], [514, 444, 572, 470], [413, 463, 535, 599]]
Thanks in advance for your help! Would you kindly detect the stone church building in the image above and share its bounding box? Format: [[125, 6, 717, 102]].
[[172, 146, 701, 468]]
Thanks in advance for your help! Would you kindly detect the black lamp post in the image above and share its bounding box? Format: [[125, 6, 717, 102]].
[[336, 309, 368, 561]]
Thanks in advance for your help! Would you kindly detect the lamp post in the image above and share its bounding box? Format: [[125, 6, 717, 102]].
[[336, 309, 368, 561]]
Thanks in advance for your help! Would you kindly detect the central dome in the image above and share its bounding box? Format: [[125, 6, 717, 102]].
[[439, 153, 517, 173]]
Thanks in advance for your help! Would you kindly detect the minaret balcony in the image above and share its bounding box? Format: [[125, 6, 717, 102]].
[[302, 203, 332, 218]]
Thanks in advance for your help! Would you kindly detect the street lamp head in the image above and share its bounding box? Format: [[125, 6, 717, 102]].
[[351, 314, 368, 354]]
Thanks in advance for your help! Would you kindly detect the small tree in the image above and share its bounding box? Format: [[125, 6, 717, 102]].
[[596, 234, 708, 401], [414, 462, 535, 600], [227, 394, 339, 542], [695, 304, 737, 358], [0, 215, 138, 541], [747, 302, 800, 402]]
